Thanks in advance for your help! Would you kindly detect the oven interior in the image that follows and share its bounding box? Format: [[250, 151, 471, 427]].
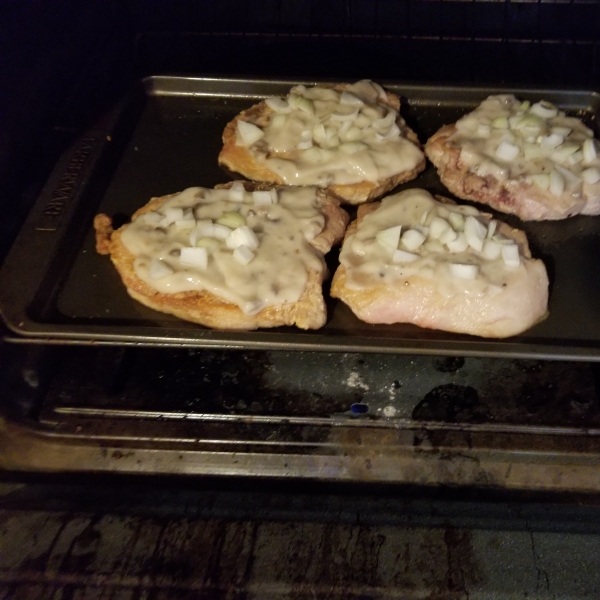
[[2, 0, 600, 489]]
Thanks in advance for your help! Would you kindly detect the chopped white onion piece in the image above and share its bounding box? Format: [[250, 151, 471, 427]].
[[439, 227, 457, 245], [428, 217, 450, 240], [331, 109, 359, 122], [482, 239, 502, 260], [376, 225, 402, 251], [583, 138, 598, 164], [270, 188, 279, 204], [253, 190, 273, 205], [551, 143, 580, 163], [520, 100, 531, 111], [236, 120, 264, 147], [140, 211, 162, 224], [540, 133, 564, 149], [174, 218, 196, 230], [196, 237, 220, 252], [420, 210, 430, 226], [297, 140, 313, 150], [549, 169, 565, 196], [289, 93, 315, 114], [148, 259, 174, 279], [446, 233, 469, 253], [508, 115, 522, 130], [514, 113, 544, 132], [401, 229, 426, 251], [302, 148, 326, 164], [392, 249, 419, 264], [447, 212, 465, 232], [477, 124, 491, 137], [554, 164, 581, 186], [342, 126, 363, 142], [228, 181, 246, 201], [300, 129, 312, 142], [464, 216, 487, 252], [552, 126, 572, 138], [338, 119, 353, 136], [340, 91, 364, 107], [212, 224, 233, 240], [523, 144, 543, 160], [501, 244, 520, 268], [530, 101, 558, 119], [339, 142, 367, 154], [271, 114, 286, 129], [216, 211, 245, 229], [160, 207, 184, 227], [265, 97, 291, 113], [492, 234, 514, 245], [496, 141, 520, 162], [226, 225, 259, 250], [492, 116, 509, 130], [233, 244, 255, 266], [530, 173, 550, 190], [449, 263, 478, 280], [372, 111, 396, 130], [566, 151, 584, 166], [180, 247, 208, 270], [375, 123, 400, 142], [582, 167, 600, 184]]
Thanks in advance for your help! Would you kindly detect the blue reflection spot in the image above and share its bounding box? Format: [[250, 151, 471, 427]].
[[351, 403, 369, 414]]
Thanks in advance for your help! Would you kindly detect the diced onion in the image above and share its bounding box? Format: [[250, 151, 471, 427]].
[[376, 225, 402, 251], [174, 218, 196, 230], [341, 126, 363, 142], [297, 140, 313, 150], [212, 224, 233, 240], [549, 169, 565, 196], [449, 263, 478, 280], [372, 111, 396, 130], [401, 229, 426, 251], [540, 133, 564, 149], [233, 244, 255, 266], [482, 239, 502, 260], [265, 97, 291, 113], [514, 113, 544, 131], [140, 212, 161, 224], [392, 249, 419, 264], [180, 247, 208, 270], [583, 138, 598, 164], [330, 109, 359, 122], [492, 116, 509, 130], [160, 207, 184, 227], [226, 225, 259, 250], [148, 259, 174, 279], [340, 91, 364, 107], [566, 151, 584, 166], [428, 217, 450, 240], [216, 211, 246, 229], [446, 233, 469, 253], [228, 181, 246, 201], [375, 123, 400, 142], [236, 120, 264, 146], [582, 167, 600, 184], [554, 164, 581, 186], [486, 220, 497, 239], [530, 101, 558, 119], [551, 143, 580, 164], [289, 93, 315, 114], [552, 126, 572, 138], [496, 141, 520, 162], [439, 227, 457, 245], [477, 124, 491, 137], [270, 188, 279, 204], [464, 216, 487, 252], [530, 173, 550, 190], [447, 212, 465, 232], [253, 190, 273, 205], [501, 244, 520, 268], [523, 144, 543, 160], [196, 237, 221, 252]]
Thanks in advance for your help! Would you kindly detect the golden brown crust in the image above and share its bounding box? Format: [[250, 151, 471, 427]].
[[95, 183, 349, 331], [218, 83, 426, 205], [425, 124, 586, 221]]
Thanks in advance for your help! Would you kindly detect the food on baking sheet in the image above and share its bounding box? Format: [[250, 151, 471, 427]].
[[425, 94, 600, 220], [218, 80, 426, 205], [330, 188, 549, 338], [94, 182, 348, 330]]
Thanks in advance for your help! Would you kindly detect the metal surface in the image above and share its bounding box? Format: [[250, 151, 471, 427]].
[[1, 343, 600, 491], [1, 77, 600, 360]]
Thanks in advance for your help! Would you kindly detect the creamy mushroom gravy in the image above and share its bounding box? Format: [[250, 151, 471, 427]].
[[339, 189, 531, 299], [243, 80, 424, 186], [449, 95, 600, 197], [120, 186, 326, 315]]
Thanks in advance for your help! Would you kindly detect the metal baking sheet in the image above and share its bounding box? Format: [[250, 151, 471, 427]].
[[1, 76, 600, 360]]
